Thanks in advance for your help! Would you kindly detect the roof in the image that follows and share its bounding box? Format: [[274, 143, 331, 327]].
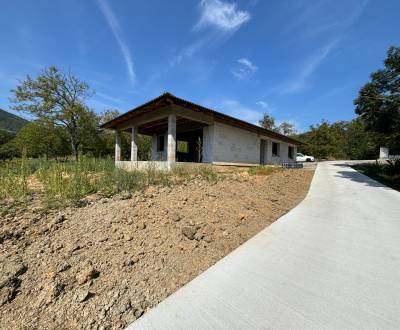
[[101, 92, 304, 145]]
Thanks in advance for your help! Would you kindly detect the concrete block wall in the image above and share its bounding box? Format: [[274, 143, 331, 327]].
[[212, 122, 260, 164], [202, 125, 214, 163]]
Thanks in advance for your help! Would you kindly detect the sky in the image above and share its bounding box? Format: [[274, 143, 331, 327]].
[[0, 0, 399, 132]]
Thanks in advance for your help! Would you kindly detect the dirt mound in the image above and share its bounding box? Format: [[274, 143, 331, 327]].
[[0, 169, 314, 329]]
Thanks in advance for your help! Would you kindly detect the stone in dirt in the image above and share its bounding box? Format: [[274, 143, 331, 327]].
[[0, 259, 27, 305], [75, 289, 92, 303], [170, 212, 181, 222], [114, 191, 132, 201], [182, 226, 197, 240], [76, 265, 100, 285], [54, 214, 66, 224]]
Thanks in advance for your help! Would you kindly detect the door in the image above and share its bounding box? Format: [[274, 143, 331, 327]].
[[260, 139, 266, 165]]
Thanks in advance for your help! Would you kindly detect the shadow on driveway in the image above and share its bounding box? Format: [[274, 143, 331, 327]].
[[334, 169, 392, 190]]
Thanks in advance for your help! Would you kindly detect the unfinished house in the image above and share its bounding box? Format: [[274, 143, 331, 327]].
[[101, 93, 303, 170]]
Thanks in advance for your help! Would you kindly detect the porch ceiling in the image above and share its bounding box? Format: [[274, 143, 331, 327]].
[[123, 116, 207, 135]]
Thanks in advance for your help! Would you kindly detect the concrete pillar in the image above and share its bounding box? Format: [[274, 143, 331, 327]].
[[131, 126, 138, 161], [151, 134, 157, 160], [115, 129, 121, 162], [167, 114, 176, 162]]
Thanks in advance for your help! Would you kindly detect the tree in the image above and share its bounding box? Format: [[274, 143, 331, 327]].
[[259, 113, 277, 131], [11, 66, 94, 159], [278, 122, 297, 136], [354, 46, 400, 153], [14, 122, 70, 158]]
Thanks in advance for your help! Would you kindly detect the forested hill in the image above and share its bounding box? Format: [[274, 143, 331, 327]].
[[0, 108, 29, 132]]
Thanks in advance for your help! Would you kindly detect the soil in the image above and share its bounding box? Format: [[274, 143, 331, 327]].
[[0, 169, 314, 330]]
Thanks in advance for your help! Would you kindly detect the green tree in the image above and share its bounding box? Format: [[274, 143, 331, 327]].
[[354, 46, 400, 153], [259, 113, 277, 131], [0, 129, 15, 146], [278, 122, 297, 136], [14, 122, 70, 158], [97, 109, 152, 160], [11, 66, 94, 159]]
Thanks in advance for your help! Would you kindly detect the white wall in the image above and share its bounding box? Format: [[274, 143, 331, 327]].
[[263, 138, 296, 164], [212, 122, 260, 164], [202, 125, 214, 163]]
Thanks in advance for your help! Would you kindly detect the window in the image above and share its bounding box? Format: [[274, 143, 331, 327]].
[[177, 140, 189, 153], [272, 142, 280, 156], [157, 135, 164, 152], [288, 146, 294, 159]]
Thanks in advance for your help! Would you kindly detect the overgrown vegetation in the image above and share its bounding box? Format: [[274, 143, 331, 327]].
[[248, 165, 283, 176], [352, 159, 400, 191], [0, 156, 219, 208]]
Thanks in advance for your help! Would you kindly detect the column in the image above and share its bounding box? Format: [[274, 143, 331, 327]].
[[167, 114, 176, 162], [115, 129, 121, 162], [131, 126, 138, 161]]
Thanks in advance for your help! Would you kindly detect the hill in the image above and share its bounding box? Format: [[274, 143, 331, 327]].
[[0, 108, 29, 132]]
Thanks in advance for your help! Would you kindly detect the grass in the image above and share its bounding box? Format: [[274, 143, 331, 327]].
[[352, 160, 400, 191], [248, 165, 283, 176], [0, 156, 220, 208]]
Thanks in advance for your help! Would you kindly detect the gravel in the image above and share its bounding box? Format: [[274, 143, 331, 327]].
[[0, 169, 314, 329]]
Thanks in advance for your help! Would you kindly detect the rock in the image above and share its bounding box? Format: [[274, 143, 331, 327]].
[[76, 265, 99, 285], [137, 222, 146, 230], [182, 226, 197, 240], [170, 212, 181, 222], [0, 259, 27, 305], [194, 232, 204, 241], [115, 191, 132, 201], [238, 213, 246, 221], [98, 236, 108, 243], [123, 256, 138, 267], [54, 214, 66, 224], [134, 308, 144, 318], [75, 289, 91, 303]]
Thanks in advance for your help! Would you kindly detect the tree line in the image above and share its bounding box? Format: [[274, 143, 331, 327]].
[[0, 67, 151, 160], [258, 46, 399, 160], [0, 46, 399, 161]]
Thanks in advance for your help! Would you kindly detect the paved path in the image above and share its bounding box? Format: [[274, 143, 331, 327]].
[[128, 161, 400, 329]]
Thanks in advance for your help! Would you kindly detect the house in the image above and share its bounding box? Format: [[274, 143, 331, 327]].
[[101, 93, 303, 170]]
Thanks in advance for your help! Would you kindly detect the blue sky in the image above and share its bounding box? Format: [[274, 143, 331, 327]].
[[0, 0, 399, 132]]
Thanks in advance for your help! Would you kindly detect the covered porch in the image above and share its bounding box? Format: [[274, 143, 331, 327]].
[[114, 111, 211, 170]]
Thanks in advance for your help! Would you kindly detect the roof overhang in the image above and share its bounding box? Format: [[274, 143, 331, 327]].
[[100, 92, 305, 145]]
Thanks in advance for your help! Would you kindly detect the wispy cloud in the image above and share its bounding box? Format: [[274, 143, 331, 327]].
[[195, 0, 250, 32], [279, 39, 338, 94], [170, 38, 209, 66], [97, 0, 135, 81], [283, 0, 369, 40], [210, 99, 262, 124], [232, 57, 258, 79], [256, 101, 269, 109], [171, 0, 250, 66]]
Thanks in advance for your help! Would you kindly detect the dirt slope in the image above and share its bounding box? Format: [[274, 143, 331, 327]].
[[0, 169, 314, 330]]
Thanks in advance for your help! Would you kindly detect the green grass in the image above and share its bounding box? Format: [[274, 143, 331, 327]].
[[0, 156, 220, 208], [248, 165, 283, 176], [352, 160, 400, 191]]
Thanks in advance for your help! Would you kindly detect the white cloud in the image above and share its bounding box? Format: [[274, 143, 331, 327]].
[[232, 57, 258, 79], [171, 0, 250, 66], [97, 0, 135, 81], [195, 0, 250, 32], [256, 101, 269, 109], [279, 40, 338, 93], [215, 99, 262, 125]]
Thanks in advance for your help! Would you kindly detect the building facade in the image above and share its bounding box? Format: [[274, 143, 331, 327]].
[[101, 93, 302, 170]]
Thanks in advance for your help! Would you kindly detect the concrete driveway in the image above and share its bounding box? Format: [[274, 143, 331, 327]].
[[128, 161, 400, 330]]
